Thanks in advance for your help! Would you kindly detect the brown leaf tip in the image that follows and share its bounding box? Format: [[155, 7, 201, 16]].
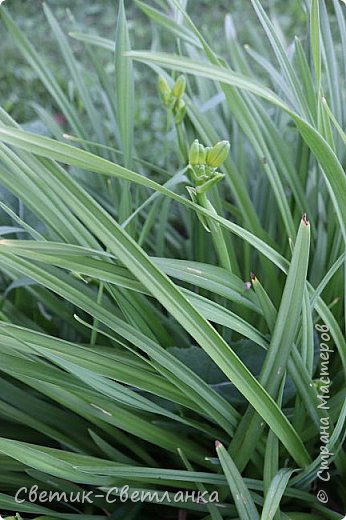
[[215, 440, 222, 449], [302, 213, 310, 226], [250, 272, 257, 282]]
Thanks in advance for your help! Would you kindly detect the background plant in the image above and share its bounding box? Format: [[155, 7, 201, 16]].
[[0, 0, 345, 519]]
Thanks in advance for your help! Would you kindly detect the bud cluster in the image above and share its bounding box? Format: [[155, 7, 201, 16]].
[[188, 139, 229, 191], [158, 75, 186, 124]]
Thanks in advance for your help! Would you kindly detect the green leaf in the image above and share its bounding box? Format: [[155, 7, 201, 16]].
[[310, 0, 321, 89], [230, 216, 311, 469], [135, 1, 201, 47], [69, 32, 115, 51], [261, 469, 296, 520], [115, 0, 134, 169], [216, 441, 260, 520], [43, 4, 105, 145]]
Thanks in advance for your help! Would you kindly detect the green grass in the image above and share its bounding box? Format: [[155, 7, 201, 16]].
[[0, 1, 345, 519]]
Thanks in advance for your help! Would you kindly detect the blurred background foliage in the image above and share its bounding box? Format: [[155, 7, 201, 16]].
[[1, 0, 341, 167], [0, 0, 309, 132]]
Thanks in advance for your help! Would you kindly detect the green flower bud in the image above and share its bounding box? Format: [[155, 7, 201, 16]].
[[189, 139, 201, 165], [158, 76, 171, 96], [174, 98, 186, 124], [198, 144, 207, 164], [206, 140, 230, 167], [158, 76, 172, 105], [171, 75, 186, 98]]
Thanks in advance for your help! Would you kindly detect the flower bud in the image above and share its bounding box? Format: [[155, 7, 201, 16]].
[[174, 98, 186, 124], [189, 139, 202, 165], [206, 140, 230, 167], [158, 76, 171, 96], [158, 76, 172, 105], [172, 75, 186, 98], [198, 144, 207, 164]]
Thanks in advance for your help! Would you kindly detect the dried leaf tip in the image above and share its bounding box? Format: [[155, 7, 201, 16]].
[[250, 272, 257, 282], [302, 213, 310, 226], [215, 440, 222, 449]]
